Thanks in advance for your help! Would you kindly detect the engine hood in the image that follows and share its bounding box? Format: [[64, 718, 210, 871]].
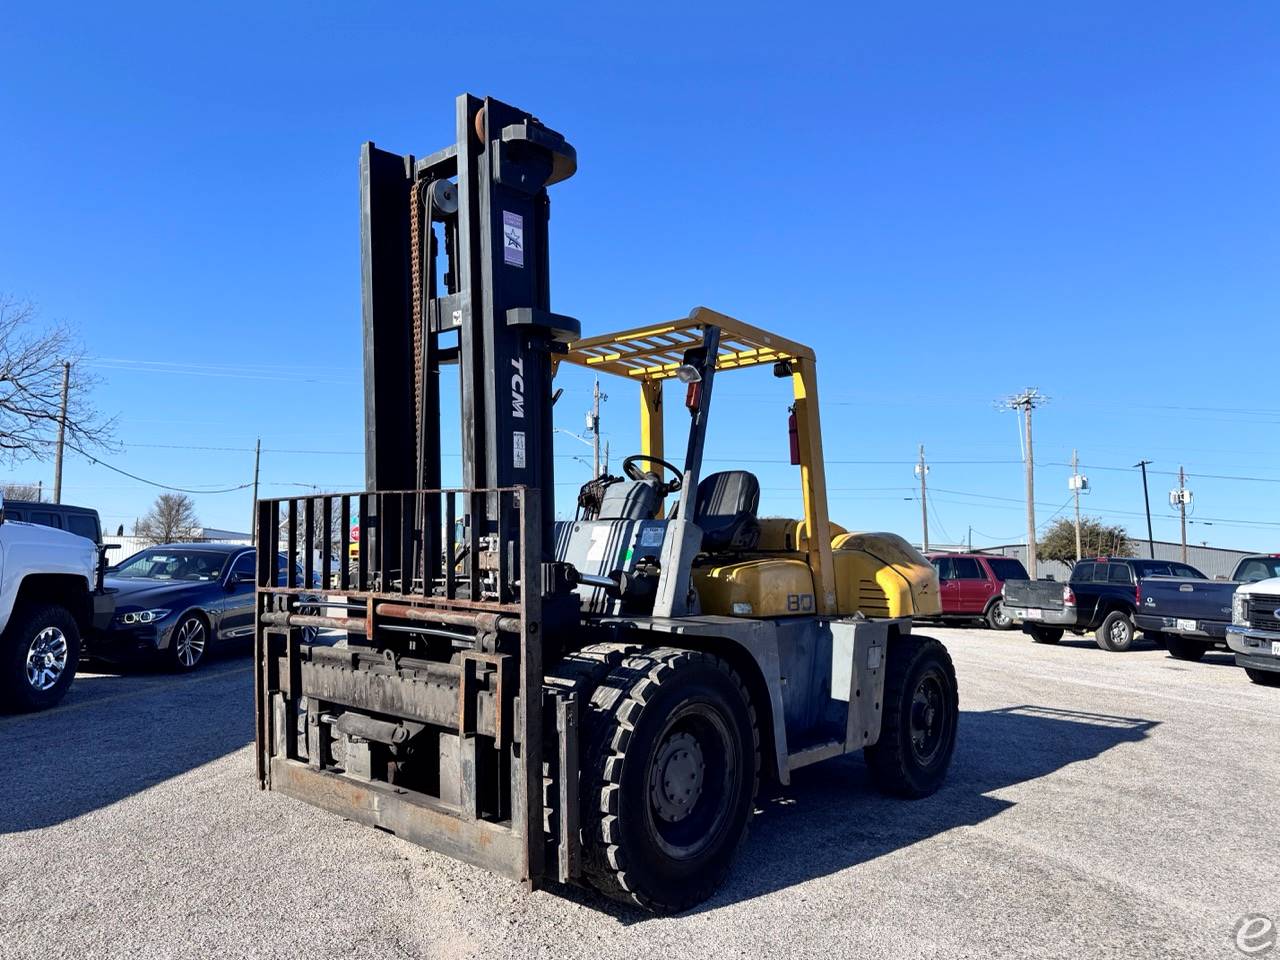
[[104, 577, 215, 610]]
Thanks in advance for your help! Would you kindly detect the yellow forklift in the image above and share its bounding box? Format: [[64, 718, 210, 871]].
[[254, 94, 955, 913]]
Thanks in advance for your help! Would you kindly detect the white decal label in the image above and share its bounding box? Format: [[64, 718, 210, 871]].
[[513, 431, 526, 469], [510, 356, 525, 419], [639, 526, 665, 548], [503, 211, 524, 267], [586, 526, 610, 563]]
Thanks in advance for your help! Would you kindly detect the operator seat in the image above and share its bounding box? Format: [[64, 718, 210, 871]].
[[694, 470, 760, 552]]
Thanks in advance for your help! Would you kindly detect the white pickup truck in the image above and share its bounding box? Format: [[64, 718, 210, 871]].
[[0, 494, 115, 711], [1228, 578, 1280, 687]]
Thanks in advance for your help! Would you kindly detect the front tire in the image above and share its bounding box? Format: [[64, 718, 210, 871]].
[[1, 604, 81, 713], [167, 613, 209, 672], [865, 635, 959, 798], [986, 600, 1014, 631], [1245, 668, 1280, 687], [578, 647, 759, 913], [1095, 611, 1135, 652], [1166, 635, 1209, 662]]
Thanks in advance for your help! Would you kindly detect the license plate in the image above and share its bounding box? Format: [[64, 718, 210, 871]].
[[1272, 641, 1280, 657], [1024, 609, 1044, 621], [1176, 618, 1197, 632]]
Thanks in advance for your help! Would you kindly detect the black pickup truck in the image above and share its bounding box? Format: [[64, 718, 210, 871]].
[[1135, 554, 1280, 661], [1002, 557, 1207, 652]]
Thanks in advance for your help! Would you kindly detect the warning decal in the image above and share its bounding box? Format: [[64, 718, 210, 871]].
[[503, 211, 524, 267], [513, 431, 526, 469]]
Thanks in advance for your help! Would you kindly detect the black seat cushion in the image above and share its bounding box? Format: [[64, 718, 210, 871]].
[[694, 471, 760, 552]]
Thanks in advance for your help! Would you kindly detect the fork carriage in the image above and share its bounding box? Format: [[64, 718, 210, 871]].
[[254, 486, 573, 885]]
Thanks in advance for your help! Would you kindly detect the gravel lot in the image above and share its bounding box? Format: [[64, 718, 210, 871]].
[[2, 627, 1277, 960]]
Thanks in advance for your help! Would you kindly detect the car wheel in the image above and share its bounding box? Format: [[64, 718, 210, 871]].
[[1, 604, 81, 712], [1029, 626, 1063, 644], [1166, 635, 1209, 662], [986, 600, 1014, 631], [1095, 611, 1135, 652], [1245, 668, 1280, 687], [168, 613, 209, 672]]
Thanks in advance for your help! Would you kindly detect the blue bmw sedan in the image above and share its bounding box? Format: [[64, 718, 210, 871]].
[[90, 543, 298, 671]]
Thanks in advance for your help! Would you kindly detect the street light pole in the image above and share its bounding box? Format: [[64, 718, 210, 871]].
[[1134, 459, 1155, 558], [915, 444, 929, 553]]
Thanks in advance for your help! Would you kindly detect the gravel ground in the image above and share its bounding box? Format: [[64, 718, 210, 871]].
[[2, 627, 1277, 960]]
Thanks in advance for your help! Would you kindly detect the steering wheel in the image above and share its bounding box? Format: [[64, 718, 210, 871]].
[[622, 455, 683, 494]]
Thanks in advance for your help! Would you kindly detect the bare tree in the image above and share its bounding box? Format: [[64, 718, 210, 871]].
[[134, 493, 201, 545], [2, 482, 42, 501], [0, 296, 115, 463]]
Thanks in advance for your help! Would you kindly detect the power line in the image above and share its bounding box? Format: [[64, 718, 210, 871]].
[[66, 442, 253, 495]]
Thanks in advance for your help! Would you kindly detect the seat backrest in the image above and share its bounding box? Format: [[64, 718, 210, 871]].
[[694, 471, 760, 552], [597, 479, 662, 521]]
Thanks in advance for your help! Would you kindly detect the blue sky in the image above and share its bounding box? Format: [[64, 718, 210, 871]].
[[2, 3, 1278, 549]]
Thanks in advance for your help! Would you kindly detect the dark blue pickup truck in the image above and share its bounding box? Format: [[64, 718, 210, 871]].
[[1136, 554, 1280, 661]]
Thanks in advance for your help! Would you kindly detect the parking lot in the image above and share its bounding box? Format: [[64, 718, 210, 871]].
[[2, 627, 1276, 960]]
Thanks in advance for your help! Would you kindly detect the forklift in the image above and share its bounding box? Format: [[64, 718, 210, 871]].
[[254, 93, 957, 913]]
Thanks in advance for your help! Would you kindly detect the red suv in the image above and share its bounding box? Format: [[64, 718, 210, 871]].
[[925, 553, 1030, 630]]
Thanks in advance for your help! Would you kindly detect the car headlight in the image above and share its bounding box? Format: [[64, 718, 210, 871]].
[[1232, 593, 1249, 627], [118, 608, 171, 625]]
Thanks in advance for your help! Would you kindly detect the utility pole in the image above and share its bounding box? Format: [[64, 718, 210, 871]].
[[1070, 448, 1083, 561], [52, 360, 70, 504], [588, 378, 607, 479], [1002, 389, 1047, 579], [1134, 459, 1155, 558], [914, 444, 929, 552], [251, 437, 261, 546], [1172, 466, 1191, 563]]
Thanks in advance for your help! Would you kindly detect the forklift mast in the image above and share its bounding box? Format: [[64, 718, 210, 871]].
[[361, 94, 578, 558]]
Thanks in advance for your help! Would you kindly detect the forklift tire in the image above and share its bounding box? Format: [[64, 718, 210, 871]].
[[577, 646, 759, 913], [1165, 635, 1209, 662], [1095, 611, 1135, 652], [865, 634, 958, 798], [0, 604, 81, 713], [1245, 668, 1280, 687], [1028, 627, 1063, 644]]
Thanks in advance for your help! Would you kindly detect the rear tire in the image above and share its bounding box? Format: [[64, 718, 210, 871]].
[[578, 647, 759, 913], [1245, 668, 1280, 687], [1095, 611, 1135, 652], [986, 600, 1014, 631], [1028, 626, 1063, 644], [865, 635, 959, 798], [1166, 635, 1209, 662], [0, 604, 80, 713]]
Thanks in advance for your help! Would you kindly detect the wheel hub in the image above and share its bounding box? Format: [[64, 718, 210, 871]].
[[649, 731, 706, 823], [26, 627, 68, 692], [910, 674, 945, 763]]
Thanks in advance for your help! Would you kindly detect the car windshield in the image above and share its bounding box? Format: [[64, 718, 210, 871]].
[[111, 549, 228, 581]]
